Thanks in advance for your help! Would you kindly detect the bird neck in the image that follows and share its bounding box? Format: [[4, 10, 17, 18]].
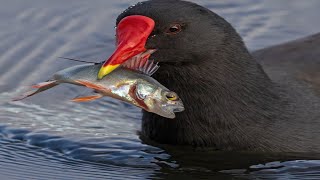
[[141, 46, 290, 150]]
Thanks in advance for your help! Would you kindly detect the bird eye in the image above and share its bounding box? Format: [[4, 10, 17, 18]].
[[166, 24, 182, 35], [165, 92, 179, 101]]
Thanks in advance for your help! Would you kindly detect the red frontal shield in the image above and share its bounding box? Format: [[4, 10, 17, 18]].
[[98, 15, 155, 79]]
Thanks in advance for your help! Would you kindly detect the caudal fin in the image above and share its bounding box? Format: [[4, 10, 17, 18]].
[[12, 80, 58, 101]]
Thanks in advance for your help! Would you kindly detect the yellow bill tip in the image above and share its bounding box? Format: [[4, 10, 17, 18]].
[[98, 64, 120, 80]]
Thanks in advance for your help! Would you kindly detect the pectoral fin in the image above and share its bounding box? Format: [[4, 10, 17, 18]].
[[71, 94, 103, 102]]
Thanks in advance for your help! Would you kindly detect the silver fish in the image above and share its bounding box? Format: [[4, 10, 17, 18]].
[[14, 56, 184, 119]]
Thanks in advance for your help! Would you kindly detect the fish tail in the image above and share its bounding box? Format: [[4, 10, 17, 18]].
[[12, 80, 58, 101]]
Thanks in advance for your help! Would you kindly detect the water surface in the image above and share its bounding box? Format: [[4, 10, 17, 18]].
[[1, 0, 320, 179]]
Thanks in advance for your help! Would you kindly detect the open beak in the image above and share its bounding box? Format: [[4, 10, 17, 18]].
[[98, 15, 155, 79]]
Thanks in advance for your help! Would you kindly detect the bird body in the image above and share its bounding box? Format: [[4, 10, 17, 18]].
[[102, 0, 320, 152]]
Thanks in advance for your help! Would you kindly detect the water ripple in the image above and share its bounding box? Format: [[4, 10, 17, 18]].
[[0, 0, 320, 179]]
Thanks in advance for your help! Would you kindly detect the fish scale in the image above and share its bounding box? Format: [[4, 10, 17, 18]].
[[14, 56, 184, 119]]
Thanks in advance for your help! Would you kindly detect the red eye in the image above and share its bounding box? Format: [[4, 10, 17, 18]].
[[166, 24, 182, 35]]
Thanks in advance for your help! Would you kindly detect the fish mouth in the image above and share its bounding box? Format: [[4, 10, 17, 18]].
[[160, 107, 184, 119], [160, 103, 185, 119], [164, 113, 176, 119], [98, 15, 156, 79], [169, 104, 185, 113], [156, 109, 176, 119], [173, 106, 185, 113]]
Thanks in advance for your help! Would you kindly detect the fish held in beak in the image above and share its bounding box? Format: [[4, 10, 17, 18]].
[[13, 59, 184, 119], [98, 15, 155, 79]]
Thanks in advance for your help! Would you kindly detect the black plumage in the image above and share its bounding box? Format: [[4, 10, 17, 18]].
[[116, 0, 320, 152]]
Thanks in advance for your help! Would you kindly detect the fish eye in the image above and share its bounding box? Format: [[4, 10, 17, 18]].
[[166, 24, 182, 35], [165, 92, 179, 101]]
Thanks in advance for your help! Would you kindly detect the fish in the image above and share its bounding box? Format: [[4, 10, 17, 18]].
[[13, 52, 185, 119]]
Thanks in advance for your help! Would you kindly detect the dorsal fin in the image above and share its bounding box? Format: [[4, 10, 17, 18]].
[[122, 54, 159, 76]]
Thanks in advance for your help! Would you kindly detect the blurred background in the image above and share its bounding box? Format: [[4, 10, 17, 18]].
[[0, 0, 319, 179]]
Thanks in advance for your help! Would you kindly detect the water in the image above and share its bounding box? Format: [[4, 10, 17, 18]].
[[0, 0, 320, 179]]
